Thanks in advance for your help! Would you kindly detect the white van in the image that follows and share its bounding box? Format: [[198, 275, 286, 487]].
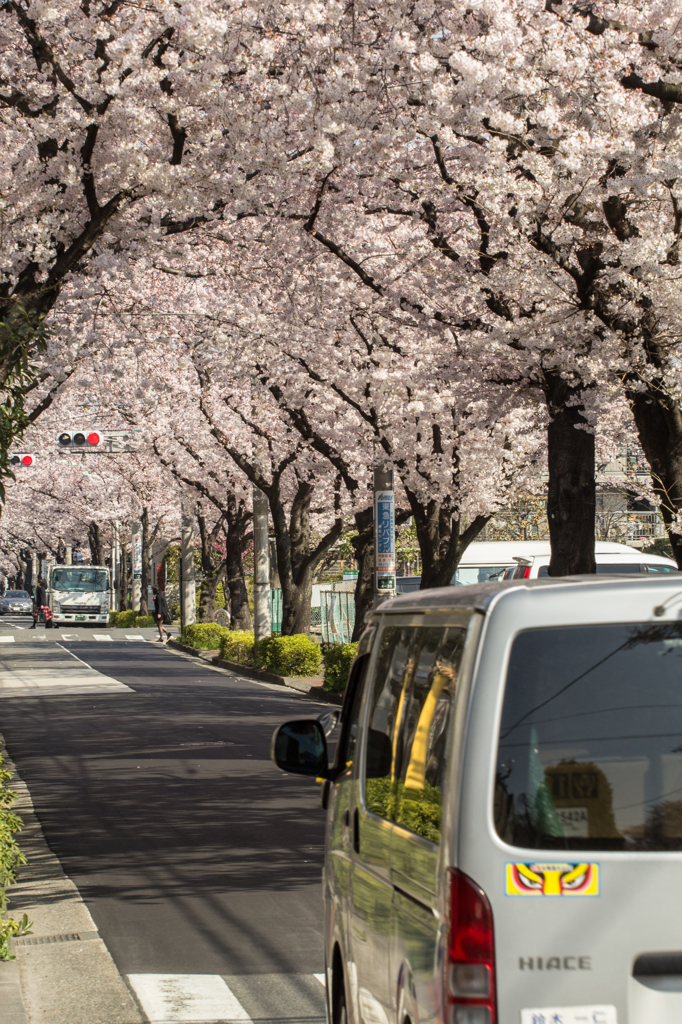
[[396, 541, 678, 592], [272, 575, 682, 1024]]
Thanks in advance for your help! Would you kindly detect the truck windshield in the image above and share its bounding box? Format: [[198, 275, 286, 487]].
[[495, 622, 682, 852], [51, 568, 108, 593]]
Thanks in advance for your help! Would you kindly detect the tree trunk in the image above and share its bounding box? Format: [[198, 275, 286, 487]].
[[222, 495, 253, 630], [351, 507, 375, 642], [88, 521, 103, 566], [407, 494, 489, 590], [198, 568, 227, 623], [139, 508, 150, 615], [629, 387, 682, 568], [281, 570, 314, 636], [225, 539, 252, 630], [544, 373, 596, 576], [271, 479, 343, 636], [17, 549, 29, 592]]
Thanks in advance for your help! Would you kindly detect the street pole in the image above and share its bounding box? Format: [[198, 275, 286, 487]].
[[181, 516, 196, 628], [111, 524, 119, 613], [374, 467, 396, 606], [253, 485, 271, 643], [65, 546, 72, 565], [131, 521, 142, 611]]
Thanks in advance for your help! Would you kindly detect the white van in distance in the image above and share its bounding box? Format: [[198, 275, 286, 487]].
[[397, 541, 678, 592]]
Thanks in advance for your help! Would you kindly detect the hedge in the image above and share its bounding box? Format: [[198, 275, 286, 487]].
[[109, 609, 137, 628], [257, 634, 321, 676], [109, 611, 164, 629], [216, 631, 321, 675], [0, 748, 31, 959], [219, 630, 256, 665], [323, 642, 358, 693], [180, 623, 231, 651]]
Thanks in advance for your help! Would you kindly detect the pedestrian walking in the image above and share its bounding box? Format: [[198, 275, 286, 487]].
[[153, 586, 172, 642], [31, 578, 47, 629]]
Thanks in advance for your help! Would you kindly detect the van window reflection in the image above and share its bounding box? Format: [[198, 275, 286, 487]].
[[363, 626, 466, 844]]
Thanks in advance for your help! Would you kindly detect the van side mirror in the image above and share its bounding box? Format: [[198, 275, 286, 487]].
[[271, 719, 330, 778]]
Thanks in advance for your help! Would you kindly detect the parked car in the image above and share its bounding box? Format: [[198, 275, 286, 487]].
[[396, 539, 678, 592], [272, 574, 682, 1024], [0, 590, 33, 615]]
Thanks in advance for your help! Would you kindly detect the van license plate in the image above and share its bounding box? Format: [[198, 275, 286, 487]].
[[75, 615, 85, 621], [522, 1007, 616, 1024]]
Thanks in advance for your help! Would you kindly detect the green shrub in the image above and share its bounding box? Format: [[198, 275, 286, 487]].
[[219, 630, 255, 665], [323, 642, 358, 693], [170, 602, 180, 621], [258, 634, 322, 676], [0, 749, 32, 960], [109, 609, 136, 628], [135, 615, 155, 628], [181, 623, 230, 650]]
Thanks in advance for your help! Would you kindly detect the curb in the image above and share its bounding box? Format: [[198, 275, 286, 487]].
[[164, 639, 344, 705], [0, 736, 144, 1024], [210, 656, 324, 691]]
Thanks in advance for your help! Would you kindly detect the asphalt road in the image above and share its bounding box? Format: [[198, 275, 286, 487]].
[[0, 621, 329, 1021]]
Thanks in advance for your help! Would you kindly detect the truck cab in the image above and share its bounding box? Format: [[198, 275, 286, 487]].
[[48, 565, 110, 626]]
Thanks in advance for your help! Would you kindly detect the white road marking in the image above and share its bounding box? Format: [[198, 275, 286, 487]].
[[0, 643, 132, 698], [127, 974, 252, 1023], [61, 634, 79, 640], [126, 634, 145, 640], [93, 633, 113, 641], [0, 636, 14, 643], [314, 974, 325, 985]]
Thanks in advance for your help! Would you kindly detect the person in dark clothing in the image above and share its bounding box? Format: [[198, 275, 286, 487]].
[[152, 585, 172, 642], [31, 579, 47, 629]]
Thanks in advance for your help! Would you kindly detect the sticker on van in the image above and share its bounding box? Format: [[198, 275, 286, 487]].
[[506, 862, 599, 896]]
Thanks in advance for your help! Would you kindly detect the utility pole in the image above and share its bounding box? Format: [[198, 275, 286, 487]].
[[374, 467, 396, 606], [65, 546, 72, 565], [131, 521, 142, 611], [181, 515, 196, 628], [252, 486, 271, 643], [111, 524, 119, 613]]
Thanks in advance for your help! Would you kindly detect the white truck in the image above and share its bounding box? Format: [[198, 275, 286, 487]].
[[48, 565, 111, 627]]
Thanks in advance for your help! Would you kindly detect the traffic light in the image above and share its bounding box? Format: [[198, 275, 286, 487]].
[[9, 454, 35, 466], [56, 430, 102, 448]]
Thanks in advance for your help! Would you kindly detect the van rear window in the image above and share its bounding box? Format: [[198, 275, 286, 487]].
[[495, 622, 682, 851]]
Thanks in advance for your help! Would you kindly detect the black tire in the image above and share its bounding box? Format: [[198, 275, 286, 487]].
[[333, 970, 347, 1024]]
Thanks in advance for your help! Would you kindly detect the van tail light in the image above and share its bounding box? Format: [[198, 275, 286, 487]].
[[445, 869, 497, 1024], [521, 566, 530, 579]]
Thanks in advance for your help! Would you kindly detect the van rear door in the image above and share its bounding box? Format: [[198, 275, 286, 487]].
[[461, 614, 682, 1024]]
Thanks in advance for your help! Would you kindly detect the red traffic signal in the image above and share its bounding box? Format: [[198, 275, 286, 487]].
[[10, 454, 34, 466], [56, 431, 103, 448]]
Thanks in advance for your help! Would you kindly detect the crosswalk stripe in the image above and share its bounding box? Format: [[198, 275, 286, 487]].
[[314, 974, 325, 985], [61, 634, 79, 640], [93, 633, 113, 641], [127, 974, 251, 1023], [126, 634, 145, 640], [0, 636, 14, 643]]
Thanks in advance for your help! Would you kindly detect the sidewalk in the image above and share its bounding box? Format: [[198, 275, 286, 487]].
[[0, 739, 144, 1024]]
